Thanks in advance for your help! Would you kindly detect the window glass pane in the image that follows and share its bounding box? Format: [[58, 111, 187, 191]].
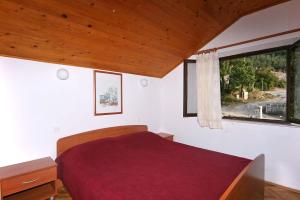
[[220, 50, 287, 121], [293, 46, 300, 119], [187, 62, 197, 114]]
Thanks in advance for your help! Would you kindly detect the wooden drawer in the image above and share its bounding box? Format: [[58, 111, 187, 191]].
[[1, 167, 56, 196]]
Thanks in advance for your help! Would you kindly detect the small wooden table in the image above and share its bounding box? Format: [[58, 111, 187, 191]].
[[0, 157, 57, 200], [157, 133, 174, 141]]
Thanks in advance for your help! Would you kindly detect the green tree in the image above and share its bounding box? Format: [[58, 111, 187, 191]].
[[219, 49, 287, 98], [255, 67, 285, 90], [229, 58, 256, 95], [220, 60, 231, 97]]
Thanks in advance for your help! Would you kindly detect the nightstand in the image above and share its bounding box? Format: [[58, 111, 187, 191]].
[[157, 133, 174, 141], [0, 157, 57, 200]]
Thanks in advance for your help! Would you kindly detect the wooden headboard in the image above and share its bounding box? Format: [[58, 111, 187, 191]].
[[57, 125, 147, 156]]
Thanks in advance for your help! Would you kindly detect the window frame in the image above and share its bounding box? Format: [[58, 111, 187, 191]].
[[287, 41, 300, 124], [183, 59, 197, 117], [183, 45, 296, 125]]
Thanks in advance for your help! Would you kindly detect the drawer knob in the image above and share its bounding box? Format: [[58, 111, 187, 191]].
[[22, 178, 39, 184]]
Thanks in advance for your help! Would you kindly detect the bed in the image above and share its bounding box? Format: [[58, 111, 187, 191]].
[[56, 125, 264, 200]]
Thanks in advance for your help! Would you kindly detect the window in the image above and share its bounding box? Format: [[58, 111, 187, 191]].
[[183, 42, 300, 124], [220, 48, 287, 121]]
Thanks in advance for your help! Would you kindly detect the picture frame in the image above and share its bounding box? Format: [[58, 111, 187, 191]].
[[94, 70, 123, 115]]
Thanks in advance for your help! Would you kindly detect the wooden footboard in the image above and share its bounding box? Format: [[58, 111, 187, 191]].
[[220, 154, 265, 200]]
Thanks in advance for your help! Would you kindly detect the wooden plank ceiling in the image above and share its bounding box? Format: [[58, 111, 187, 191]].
[[0, 0, 288, 77]]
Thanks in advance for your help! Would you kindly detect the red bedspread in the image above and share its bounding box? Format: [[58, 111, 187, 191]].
[[56, 132, 251, 200]]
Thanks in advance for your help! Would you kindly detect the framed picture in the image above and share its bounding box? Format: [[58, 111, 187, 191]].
[[94, 70, 123, 115]]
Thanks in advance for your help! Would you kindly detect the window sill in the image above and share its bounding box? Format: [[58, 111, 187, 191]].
[[222, 116, 300, 128], [183, 114, 300, 128]]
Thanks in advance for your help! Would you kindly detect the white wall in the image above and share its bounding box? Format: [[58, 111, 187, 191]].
[[0, 57, 161, 166], [203, 0, 300, 52], [161, 0, 300, 190]]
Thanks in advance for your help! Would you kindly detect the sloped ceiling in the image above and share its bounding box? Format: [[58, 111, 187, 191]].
[[0, 0, 288, 77]]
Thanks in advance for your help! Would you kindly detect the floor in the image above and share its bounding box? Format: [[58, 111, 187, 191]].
[[56, 182, 300, 200], [265, 183, 300, 200]]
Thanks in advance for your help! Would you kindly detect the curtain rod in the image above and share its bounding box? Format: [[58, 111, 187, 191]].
[[196, 28, 300, 55]]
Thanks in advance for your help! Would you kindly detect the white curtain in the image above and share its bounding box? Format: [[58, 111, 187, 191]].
[[196, 51, 222, 129]]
